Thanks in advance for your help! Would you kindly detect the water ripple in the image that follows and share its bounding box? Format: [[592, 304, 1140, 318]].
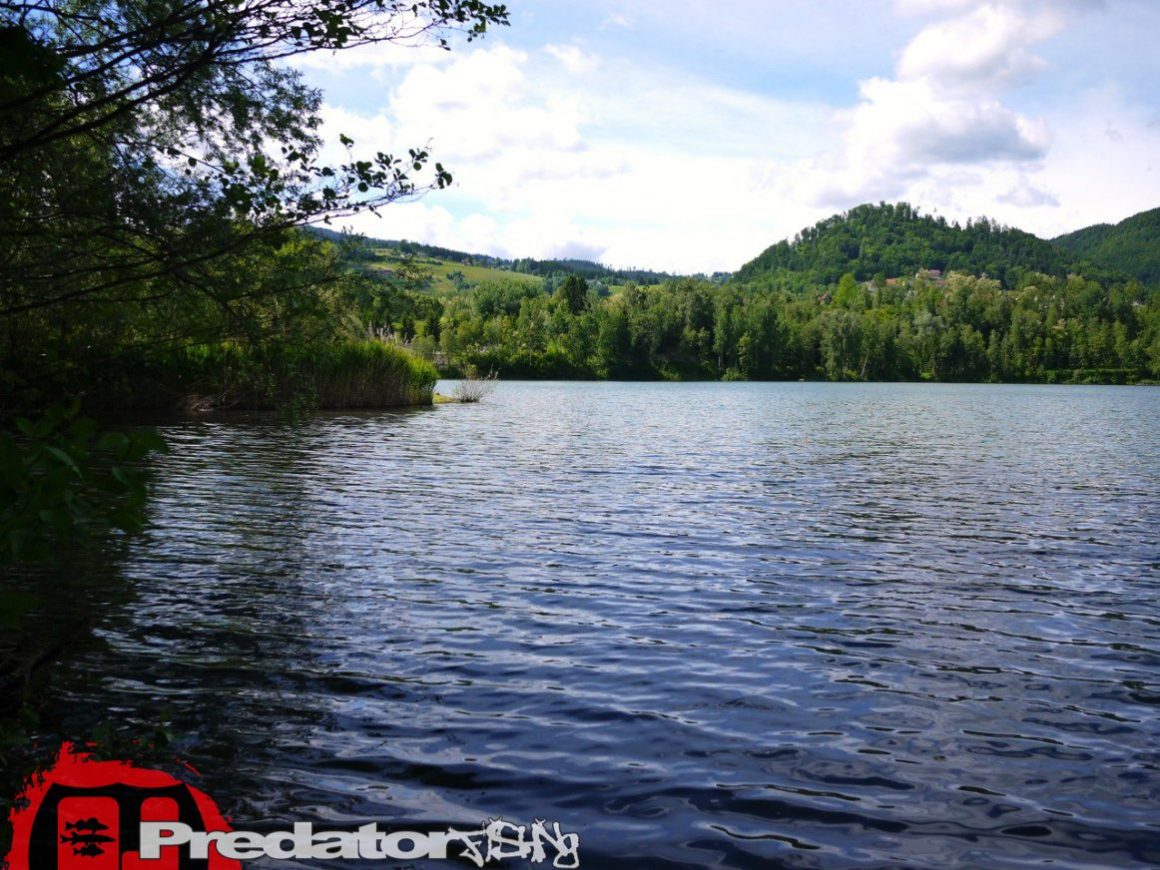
[[42, 382, 1160, 868]]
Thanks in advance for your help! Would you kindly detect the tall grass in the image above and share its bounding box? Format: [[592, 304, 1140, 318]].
[[93, 339, 437, 411], [308, 341, 439, 408]]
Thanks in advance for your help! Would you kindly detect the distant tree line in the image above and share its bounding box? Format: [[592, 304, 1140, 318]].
[[388, 269, 1155, 383], [510, 257, 675, 286], [343, 203, 1159, 384]]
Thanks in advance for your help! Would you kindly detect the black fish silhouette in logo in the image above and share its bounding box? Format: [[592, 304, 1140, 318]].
[[61, 832, 115, 847], [65, 818, 109, 834], [62, 822, 116, 858]]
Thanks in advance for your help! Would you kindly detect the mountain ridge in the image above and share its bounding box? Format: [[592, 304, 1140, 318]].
[[735, 202, 1113, 288], [313, 202, 1159, 288], [307, 226, 680, 286], [1051, 206, 1160, 286]]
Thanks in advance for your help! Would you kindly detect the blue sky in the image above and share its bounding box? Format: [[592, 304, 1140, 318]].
[[294, 0, 1160, 273]]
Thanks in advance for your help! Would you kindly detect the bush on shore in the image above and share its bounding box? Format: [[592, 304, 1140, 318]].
[[50, 340, 438, 413]]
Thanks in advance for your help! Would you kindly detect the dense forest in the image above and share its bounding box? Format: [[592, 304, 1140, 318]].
[[737, 202, 1103, 287], [1052, 207, 1160, 286], [345, 203, 1160, 385]]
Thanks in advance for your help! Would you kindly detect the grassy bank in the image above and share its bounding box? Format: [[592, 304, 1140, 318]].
[[63, 339, 440, 413]]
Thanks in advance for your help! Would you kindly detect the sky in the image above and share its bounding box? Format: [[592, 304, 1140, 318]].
[[292, 0, 1160, 274]]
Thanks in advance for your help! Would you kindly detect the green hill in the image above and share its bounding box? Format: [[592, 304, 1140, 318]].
[[367, 248, 542, 296], [312, 203, 1158, 297], [1051, 207, 1160, 286], [735, 202, 1085, 289], [308, 226, 675, 287]]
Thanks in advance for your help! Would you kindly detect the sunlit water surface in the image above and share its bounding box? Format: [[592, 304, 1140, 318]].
[[45, 382, 1160, 868]]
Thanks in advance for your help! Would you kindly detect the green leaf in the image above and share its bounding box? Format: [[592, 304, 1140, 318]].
[[97, 431, 130, 454], [43, 446, 82, 477]]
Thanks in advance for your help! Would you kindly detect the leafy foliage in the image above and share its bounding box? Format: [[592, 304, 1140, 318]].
[[0, 403, 165, 564], [735, 202, 1098, 289], [555, 275, 591, 316], [1, 0, 508, 401], [1052, 207, 1160, 286]]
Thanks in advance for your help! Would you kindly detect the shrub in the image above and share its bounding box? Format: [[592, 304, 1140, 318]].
[[450, 368, 498, 403]]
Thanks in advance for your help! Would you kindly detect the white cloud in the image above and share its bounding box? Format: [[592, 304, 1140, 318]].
[[316, 104, 395, 153], [997, 176, 1059, 207], [334, 201, 456, 246], [895, 0, 978, 13], [544, 44, 599, 74], [895, 0, 1101, 17], [835, 84, 1160, 240], [897, 3, 1060, 90], [851, 76, 1045, 170], [1025, 85, 1160, 235], [309, 41, 836, 272], [602, 12, 633, 29], [385, 45, 584, 162], [302, 1, 1155, 272], [791, 0, 1085, 218]]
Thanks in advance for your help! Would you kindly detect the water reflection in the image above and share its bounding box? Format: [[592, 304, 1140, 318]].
[[39, 384, 1160, 867]]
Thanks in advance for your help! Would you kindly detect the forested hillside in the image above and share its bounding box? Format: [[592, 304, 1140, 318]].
[[736, 202, 1093, 289], [359, 203, 1159, 385], [1052, 207, 1160, 286]]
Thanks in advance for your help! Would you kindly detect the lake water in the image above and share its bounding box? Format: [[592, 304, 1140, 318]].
[[41, 382, 1160, 868]]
